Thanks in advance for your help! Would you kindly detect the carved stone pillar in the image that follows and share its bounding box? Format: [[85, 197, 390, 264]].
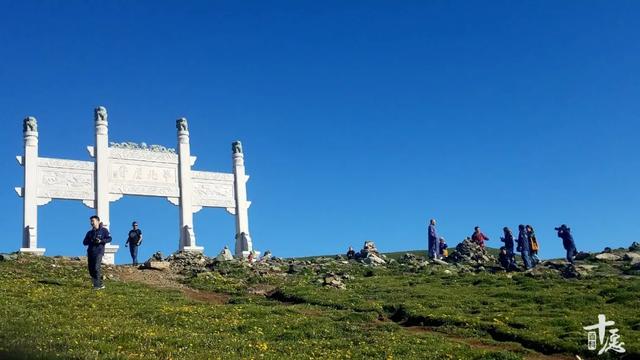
[[232, 141, 255, 258], [94, 106, 118, 264], [18, 117, 45, 255], [177, 118, 203, 253]]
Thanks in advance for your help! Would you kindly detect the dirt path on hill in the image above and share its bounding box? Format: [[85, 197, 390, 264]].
[[402, 325, 576, 360], [108, 266, 229, 305]]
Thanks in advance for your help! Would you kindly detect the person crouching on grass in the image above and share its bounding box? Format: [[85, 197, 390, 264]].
[[82, 215, 112, 290]]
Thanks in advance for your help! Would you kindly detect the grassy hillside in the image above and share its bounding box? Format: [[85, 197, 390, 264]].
[[0, 251, 638, 359]]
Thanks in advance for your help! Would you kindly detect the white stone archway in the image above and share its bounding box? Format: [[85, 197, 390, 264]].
[[15, 107, 255, 264]]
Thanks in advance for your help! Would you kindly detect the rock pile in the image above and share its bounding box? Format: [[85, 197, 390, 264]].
[[449, 238, 495, 266], [164, 251, 213, 274], [141, 251, 171, 271], [358, 241, 387, 266], [320, 272, 352, 290], [215, 246, 234, 262]]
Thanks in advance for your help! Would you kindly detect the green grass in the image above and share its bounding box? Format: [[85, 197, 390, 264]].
[[0, 254, 638, 359]]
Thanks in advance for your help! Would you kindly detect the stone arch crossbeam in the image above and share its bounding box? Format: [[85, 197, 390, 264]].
[[15, 107, 255, 264]]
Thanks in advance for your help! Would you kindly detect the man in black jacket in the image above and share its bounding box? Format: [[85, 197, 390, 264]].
[[555, 224, 577, 264], [82, 215, 112, 290], [125, 221, 143, 266]]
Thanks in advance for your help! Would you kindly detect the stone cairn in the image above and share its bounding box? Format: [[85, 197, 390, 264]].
[[449, 238, 495, 266], [357, 241, 387, 266]]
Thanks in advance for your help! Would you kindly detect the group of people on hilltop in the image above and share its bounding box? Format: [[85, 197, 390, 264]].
[[498, 225, 540, 271], [427, 219, 578, 271]]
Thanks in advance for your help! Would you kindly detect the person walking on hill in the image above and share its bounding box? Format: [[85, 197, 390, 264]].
[[526, 225, 540, 266], [500, 227, 516, 270], [82, 215, 112, 290], [125, 221, 143, 266], [517, 224, 533, 270]]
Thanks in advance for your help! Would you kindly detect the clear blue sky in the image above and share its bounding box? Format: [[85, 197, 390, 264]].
[[1, 1, 639, 264]]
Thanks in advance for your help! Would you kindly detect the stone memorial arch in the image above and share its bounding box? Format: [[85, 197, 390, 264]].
[[15, 107, 255, 264]]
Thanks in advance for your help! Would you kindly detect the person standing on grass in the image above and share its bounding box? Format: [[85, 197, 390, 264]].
[[427, 219, 438, 259], [517, 224, 533, 270], [125, 221, 143, 266], [471, 226, 490, 249], [556, 224, 577, 265], [526, 225, 540, 266], [82, 215, 112, 290]]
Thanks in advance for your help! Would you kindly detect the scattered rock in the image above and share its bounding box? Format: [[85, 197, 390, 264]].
[[561, 265, 591, 279], [402, 253, 417, 262], [629, 242, 640, 252], [431, 258, 449, 266], [143, 260, 171, 271], [0, 253, 18, 262], [574, 252, 591, 261], [362, 253, 386, 266], [595, 253, 621, 261], [322, 273, 348, 289], [623, 252, 640, 264]]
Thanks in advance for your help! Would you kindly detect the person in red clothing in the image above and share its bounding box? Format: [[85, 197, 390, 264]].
[[471, 226, 490, 248]]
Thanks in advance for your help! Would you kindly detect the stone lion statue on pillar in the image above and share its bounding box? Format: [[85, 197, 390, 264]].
[[23, 117, 38, 132], [232, 141, 243, 154], [94, 106, 108, 122], [176, 118, 188, 131]]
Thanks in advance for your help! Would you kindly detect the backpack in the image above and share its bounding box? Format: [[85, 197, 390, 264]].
[[529, 236, 539, 251]]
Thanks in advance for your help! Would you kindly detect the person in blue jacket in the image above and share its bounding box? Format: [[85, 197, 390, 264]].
[[427, 219, 438, 259], [516, 224, 533, 270], [82, 215, 112, 290], [555, 224, 577, 264]]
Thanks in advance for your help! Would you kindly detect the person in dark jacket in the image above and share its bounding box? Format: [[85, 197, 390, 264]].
[[82, 215, 112, 290], [500, 227, 516, 269], [517, 224, 533, 270], [427, 219, 438, 259], [555, 224, 577, 264], [471, 226, 489, 248], [346, 246, 356, 260], [125, 221, 143, 265], [498, 247, 511, 270]]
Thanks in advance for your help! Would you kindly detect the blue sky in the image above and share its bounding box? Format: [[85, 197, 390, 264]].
[[1, 1, 639, 263]]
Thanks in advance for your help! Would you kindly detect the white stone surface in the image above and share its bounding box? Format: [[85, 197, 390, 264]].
[[233, 149, 253, 257]]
